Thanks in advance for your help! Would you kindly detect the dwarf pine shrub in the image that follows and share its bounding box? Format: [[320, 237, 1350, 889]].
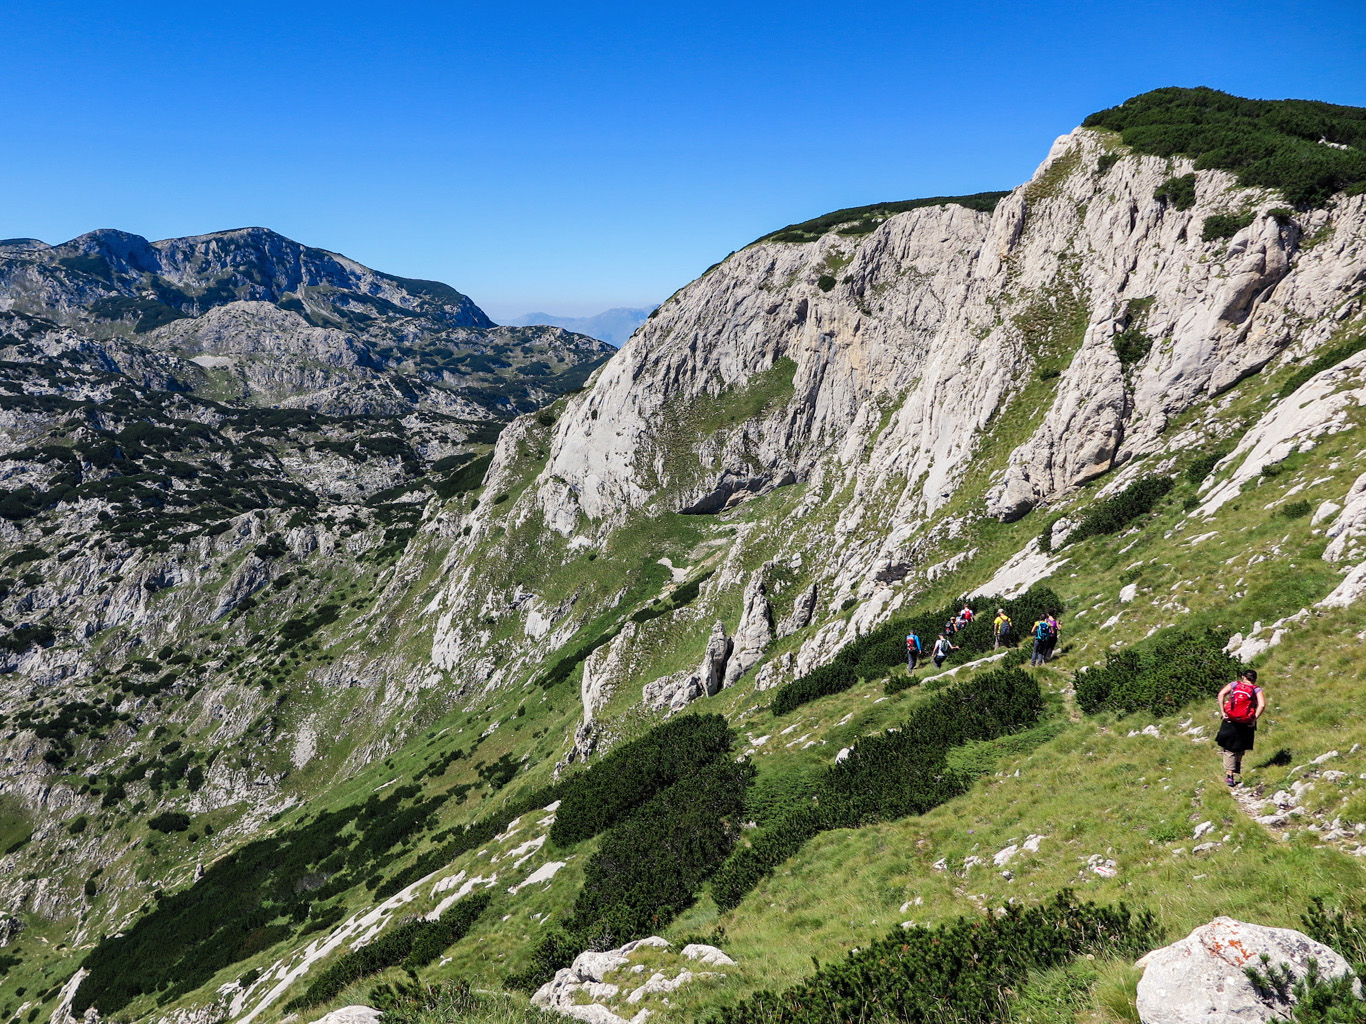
[[566, 759, 753, 944], [1074, 625, 1235, 716], [715, 668, 1043, 910], [711, 891, 1158, 1024], [1277, 334, 1366, 400], [551, 713, 734, 846], [1084, 87, 1366, 207], [1064, 475, 1173, 547], [283, 893, 490, 1011]]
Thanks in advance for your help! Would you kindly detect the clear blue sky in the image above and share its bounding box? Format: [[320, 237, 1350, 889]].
[[1, 1, 1362, 320]]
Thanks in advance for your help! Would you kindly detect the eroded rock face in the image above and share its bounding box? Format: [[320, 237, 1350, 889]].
[[722, 570, 773, 688], [699, 620, 734, 698], [1324, 470, 1366, 564], [1135, 917, 1356, 1024], [777, 582, 819, 637], [1198, 348, 1366, 517], [533, 936, 733, 1024]]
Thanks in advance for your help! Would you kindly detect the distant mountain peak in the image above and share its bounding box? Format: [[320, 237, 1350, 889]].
[[504, 305, 658, 346]]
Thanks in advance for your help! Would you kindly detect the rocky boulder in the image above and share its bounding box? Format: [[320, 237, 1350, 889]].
[[1136, 917, 1358, 1024], [307, 1008, 384, 1024]]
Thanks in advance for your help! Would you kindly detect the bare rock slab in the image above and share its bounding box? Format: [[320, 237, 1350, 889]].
[[308, 1007, 384, 1024], [1136, 917, 1355, 1024]]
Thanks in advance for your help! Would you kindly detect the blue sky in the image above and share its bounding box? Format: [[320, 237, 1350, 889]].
[[1, 2, 1362, 320]]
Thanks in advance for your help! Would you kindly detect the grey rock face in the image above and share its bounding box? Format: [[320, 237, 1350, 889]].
[[699, 620, 734, 698], [441, 129, 1366, 695], [777, 582, 818, 637], [1135, 917, 1356, 1024], [639, 621, 733, 712], [722, 571, 773, 688], [1324, 470, 1366, 564], [0, 915, 23, 946]]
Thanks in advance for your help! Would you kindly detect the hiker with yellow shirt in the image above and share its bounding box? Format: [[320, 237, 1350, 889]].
[[993, 608, 1012, 648]]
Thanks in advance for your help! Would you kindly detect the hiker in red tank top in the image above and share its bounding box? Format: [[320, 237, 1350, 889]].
[[1216, 669, 1266, 787]]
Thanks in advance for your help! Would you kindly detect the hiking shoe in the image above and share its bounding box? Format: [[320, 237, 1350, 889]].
[[1225, 774, 1237, 787]]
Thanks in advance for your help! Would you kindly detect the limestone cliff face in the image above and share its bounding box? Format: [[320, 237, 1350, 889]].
[[526, 129, 1364, 537], [432, 125, 1366, 708]]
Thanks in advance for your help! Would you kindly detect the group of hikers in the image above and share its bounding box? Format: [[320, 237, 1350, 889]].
[[902, 601, 1267, 789], [904, 603, 1061, 671]]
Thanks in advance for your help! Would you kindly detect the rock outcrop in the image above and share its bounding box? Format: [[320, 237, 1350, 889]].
[[641, 621, 733, 712], [533, 937, 734, 1024], [1135, 917, 1356, 1024], [722, 570, 773, 687]]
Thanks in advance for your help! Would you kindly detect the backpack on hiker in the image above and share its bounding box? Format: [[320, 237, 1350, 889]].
[[1034, 620, 1050, 641], [997, 619, 1011, 640], [906, 634, 921, 653], [1223, 679, 1259, 725]]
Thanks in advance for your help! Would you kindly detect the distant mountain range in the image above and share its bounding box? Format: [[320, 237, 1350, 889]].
[[502, 306, 657, 346]]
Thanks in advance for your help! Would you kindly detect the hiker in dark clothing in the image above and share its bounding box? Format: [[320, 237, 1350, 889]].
[[932, 633, 959, 668], [1216, 669, 1265, 787]]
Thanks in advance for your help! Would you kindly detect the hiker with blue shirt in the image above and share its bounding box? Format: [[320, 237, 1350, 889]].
[[905, 632, 922, 671], [1030, 615, 1050, 666]]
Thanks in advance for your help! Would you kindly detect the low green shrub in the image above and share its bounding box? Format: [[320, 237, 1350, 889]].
[[1245, 957, 1366, 1024], [630, 571, 714, 625], [566, 759, 753, 944], [1202, 212, 1255, 242], [147, 812, 191, 833], [551, 713, 734, 846], [1304, 897, 1366, 974], [283, 892, 490, 1010], [715, 668, 1044, 910], [74, 786, 454, 1015], [816, 275, 836, 292], [1187, 447, 1232, 486], [1281, 500, 1312, 519], [712, 891, 1158, 1024], [1154, 173, 1198, 210], [1084, 87, 1366, 207], [1064, 475, 1173, 547], [758, 192, 1010, 244], [1074, 625, 1235, 716]]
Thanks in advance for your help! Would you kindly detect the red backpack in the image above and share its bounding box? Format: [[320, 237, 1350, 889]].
[[1224, 680, 1259, 724]]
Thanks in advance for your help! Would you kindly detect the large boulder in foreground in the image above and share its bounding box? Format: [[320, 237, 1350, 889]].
[[1136, 917, 1357, 1024], [308, 1008, 383, 1024]]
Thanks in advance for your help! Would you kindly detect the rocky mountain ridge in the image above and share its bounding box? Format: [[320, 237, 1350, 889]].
[[0, 228, 610, 934]]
